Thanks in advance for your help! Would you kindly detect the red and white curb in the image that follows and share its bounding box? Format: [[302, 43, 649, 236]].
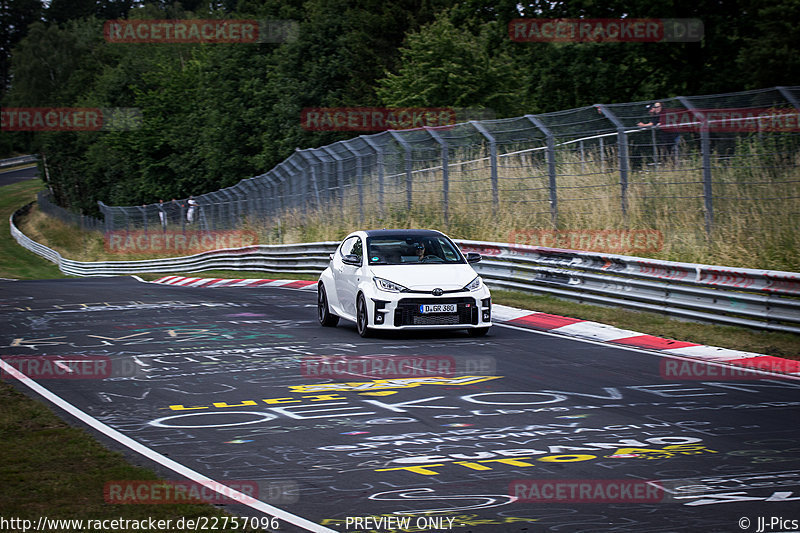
[[149, 275, 317, 290], [145, 276, 800, 379], [493, 304, 800, 378]]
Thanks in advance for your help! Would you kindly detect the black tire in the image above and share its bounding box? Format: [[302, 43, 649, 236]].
[[467, 327, 490, 337], [356, 293, 371, 337], [318, 283, 339, 327]]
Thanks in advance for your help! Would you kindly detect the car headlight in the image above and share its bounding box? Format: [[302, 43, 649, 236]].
[[463, 276, 482, 291], [374, 277, 409, 293]]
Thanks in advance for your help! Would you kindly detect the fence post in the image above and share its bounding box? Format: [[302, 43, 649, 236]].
[[341, 141, 364, 225], [138, 205, 147, 234], [297, 150, 322, 211], [98, 201, 111, 233], [362, 136, 385, 219], [599, 137, 605, 172], [276, 162, 293, 212], [777, 86, 800, 111], [219, 189, 236, 229], [263, 174, 279, 221], [650, 127, 659, 170], [525, 115, 558, 228], [678, 96, 713, 234], [320, 147, 345, 217], [470, 120, 499, 211], [240, 179, 258, 223], [425, 127, 449, 226], [388, 130, 413, 211], [596, 105, 629, 217], [287, 157, 308, 219]]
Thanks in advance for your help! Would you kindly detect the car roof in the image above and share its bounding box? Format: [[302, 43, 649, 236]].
[[363, 229, 446, 238]]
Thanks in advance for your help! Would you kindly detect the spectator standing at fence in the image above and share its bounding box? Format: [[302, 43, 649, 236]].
[[158, 199, 167, 230], [637, 101, 680, 163], [187, 196, 198, 223]]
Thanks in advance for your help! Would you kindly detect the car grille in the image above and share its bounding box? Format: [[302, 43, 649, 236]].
[[394, 297, 477, 327]]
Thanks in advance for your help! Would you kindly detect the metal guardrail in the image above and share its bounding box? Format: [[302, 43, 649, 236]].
[[460, 241, 800, 334], [10, 204, 800, 333], [0, 154, 38, 169]]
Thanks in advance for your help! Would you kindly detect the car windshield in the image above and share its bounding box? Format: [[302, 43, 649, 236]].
[[367, 235, 465, 265]]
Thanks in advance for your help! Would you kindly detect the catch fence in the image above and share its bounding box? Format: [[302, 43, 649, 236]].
[[90, 86, 799, 237]]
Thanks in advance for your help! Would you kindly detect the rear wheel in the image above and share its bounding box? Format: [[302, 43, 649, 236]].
[[318, 283, 339, 327], [356, 293, 371, 337]]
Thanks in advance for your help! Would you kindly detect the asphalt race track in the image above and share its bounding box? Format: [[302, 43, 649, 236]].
[[0, 164, 38, 187], [2, 277, 800, 532]]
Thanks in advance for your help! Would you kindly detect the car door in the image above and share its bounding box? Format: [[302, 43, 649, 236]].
[[335, 235, 363, 318]]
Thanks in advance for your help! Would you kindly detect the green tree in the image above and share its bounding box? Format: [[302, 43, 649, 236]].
[[0, 0, 42, 96], [376, 11, 520, 116]]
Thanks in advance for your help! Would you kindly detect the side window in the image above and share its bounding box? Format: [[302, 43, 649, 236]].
[[351, 238, 363, 261], [340, 237, 363, 264]]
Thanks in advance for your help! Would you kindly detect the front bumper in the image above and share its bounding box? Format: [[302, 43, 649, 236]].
[[368, 291, 492, 330]]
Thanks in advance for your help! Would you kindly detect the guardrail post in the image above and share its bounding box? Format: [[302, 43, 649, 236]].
[[525, 115, 558, 228], [678, 96, 713, 234], [425, 127, 449, 226], [470, 120, 499, 211], [596, 104, 629, 217], [362, 136, 385, 218], [388, 130, 413, 211]]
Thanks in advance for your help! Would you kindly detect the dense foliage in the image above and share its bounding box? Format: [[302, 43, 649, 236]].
[[1, 0, 799, 215]]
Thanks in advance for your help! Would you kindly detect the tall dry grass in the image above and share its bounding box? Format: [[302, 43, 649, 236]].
[[241, 138, 799, 271], [23, 136, 800, 272]]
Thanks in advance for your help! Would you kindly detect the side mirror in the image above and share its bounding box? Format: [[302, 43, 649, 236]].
[[466, 252, 482, 264], [342, 254, 361, 266]]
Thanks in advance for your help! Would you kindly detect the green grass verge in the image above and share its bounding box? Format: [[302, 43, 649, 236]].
[[0, 179, 66, 280]]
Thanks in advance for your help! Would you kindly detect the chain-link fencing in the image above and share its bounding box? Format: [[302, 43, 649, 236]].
[[38, 191, 103, 232], [94, 86, 799, 245]]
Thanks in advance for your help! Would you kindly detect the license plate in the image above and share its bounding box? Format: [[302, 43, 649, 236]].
[[419, 304, 457, 314]]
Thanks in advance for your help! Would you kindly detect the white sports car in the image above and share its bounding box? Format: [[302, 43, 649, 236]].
[[317, 229, 492, 337]]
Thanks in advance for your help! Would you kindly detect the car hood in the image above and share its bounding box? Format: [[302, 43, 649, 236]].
[[370, 264, 478, 291]]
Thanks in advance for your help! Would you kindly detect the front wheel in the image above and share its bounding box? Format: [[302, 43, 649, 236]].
[[318, 283, 339, 327], [356, 293, 371, 337]]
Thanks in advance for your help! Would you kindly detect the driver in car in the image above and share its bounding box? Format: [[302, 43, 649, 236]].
[[415, 242, 427, 261]]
